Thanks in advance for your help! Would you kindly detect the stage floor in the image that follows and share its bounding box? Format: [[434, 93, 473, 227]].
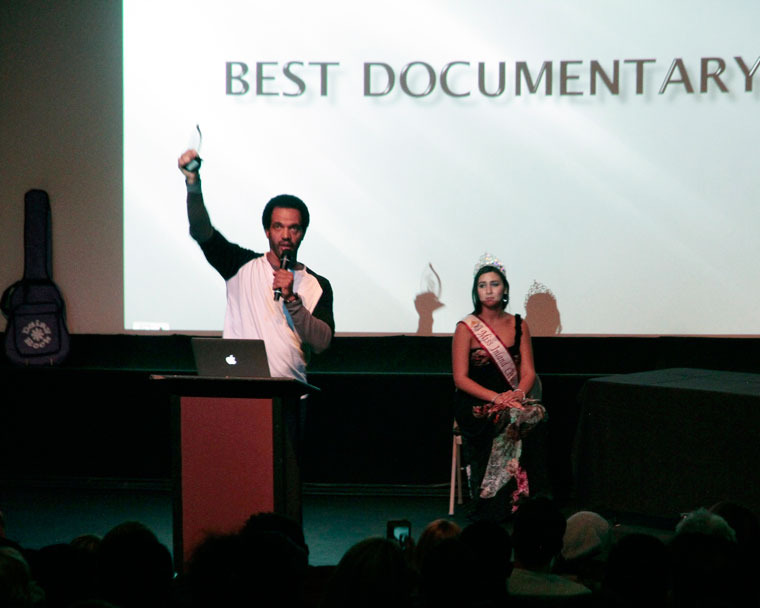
[[0, 481, 676, 567], [1, 481, 470, 566]]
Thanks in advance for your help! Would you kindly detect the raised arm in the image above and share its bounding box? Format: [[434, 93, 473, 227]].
[[177, 149, 256, 279], [178, 149, 213, 243]]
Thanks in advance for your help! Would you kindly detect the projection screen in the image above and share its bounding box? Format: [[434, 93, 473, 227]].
[[124, 1, 760, 336]]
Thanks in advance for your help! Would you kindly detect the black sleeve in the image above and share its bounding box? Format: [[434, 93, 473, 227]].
[[186, 186, 260, 279], [198, 230, 260, 281], [186, 189, 214, 242], [311, 275, 335, 336]]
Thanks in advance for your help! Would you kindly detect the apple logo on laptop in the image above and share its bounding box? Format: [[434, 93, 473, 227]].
[[225, 354, 237, 366]]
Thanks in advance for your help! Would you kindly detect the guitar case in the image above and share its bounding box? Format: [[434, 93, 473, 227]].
[[1, 189, 71, 365]]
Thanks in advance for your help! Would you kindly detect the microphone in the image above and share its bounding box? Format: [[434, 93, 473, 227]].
[[273, 250, 293, 301]]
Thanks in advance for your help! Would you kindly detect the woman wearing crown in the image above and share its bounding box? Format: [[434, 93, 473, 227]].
[[452, 253, 548, 522]]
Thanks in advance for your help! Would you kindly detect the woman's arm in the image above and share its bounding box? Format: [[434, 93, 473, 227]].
[[452, 323, 502, 403], [514, 319, 537, 400]]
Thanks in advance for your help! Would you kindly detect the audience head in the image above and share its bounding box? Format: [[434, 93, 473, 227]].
[[70, 534, 102, 555], [414, 518, 461, 572], [675, 507, 736, 542], [419, 536, 481, 608], [561, 510, 612, 562], [0, 546, 44, 608], [669, 504, 758, 607], [0, 510, 23, 554], [30, 542, 98, 608], [319, 537, 414, 608], [241, 511, 309, 558], [185, 533, 246, 608], [460, 520, 513, 600], [96, 521, 173, 608], [187, 529, 307, 608], [669, 530, 745, 608], [511, 497, 566, 571], [602, 533, 669, 608], [709, 500, 760, 559]]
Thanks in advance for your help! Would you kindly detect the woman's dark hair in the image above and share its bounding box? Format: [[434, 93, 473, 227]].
[[319, 537, 413, 608], [414, 519, 461, 572], [471, 265, 509, 313], [261, 194, 310, 232]]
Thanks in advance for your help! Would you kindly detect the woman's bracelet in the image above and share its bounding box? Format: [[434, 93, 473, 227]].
[[514, 389, 526, 402]]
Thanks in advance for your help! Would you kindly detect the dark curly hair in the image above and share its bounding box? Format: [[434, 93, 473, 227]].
[[261, 194, 310, 232]]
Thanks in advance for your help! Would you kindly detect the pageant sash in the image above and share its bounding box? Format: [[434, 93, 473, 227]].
[[461, 314, 519, 390]]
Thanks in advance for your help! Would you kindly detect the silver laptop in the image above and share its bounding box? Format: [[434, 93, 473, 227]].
[[191, 337, 271, 378]]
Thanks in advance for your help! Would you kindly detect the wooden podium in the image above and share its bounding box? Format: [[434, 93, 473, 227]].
[[150, 375, 316, 569]]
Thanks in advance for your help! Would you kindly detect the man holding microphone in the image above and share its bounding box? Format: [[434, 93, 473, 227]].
[[177, 149, 334, 382]]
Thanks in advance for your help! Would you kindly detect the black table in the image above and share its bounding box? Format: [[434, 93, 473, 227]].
[[574, 368, 760, 519]]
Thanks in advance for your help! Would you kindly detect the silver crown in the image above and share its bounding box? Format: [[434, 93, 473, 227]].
[[473, 252, 506, 277]]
